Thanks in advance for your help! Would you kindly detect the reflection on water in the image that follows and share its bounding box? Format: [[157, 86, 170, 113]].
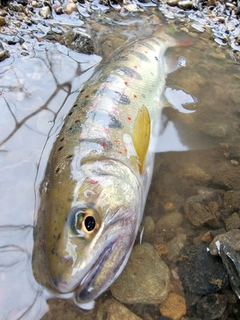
[[0, 8, 240, 320]]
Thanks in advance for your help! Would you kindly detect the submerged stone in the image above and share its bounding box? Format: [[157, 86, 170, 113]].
[[96, 298, 141, 320], [178, 244, 229, 295], [196, 293, 227, 320], [111, 243, 170, 304], [160, 292, 187, 320]]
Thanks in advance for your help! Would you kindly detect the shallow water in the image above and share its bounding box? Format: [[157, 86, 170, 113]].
[[0, 6, 240, 320]]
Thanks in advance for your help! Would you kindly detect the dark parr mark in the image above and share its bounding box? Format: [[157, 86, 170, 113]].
[[148, 38, 161, 46], [96, 87, 130, 105], [130, 51, 150, 62], [140, 42, 155, 51], [112, 90, 130, 104], [109, 115, 123, 128], [115, 66, 142, 80]]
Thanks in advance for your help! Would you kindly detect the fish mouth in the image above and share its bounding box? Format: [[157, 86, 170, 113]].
[[76, 241, 116, 303]]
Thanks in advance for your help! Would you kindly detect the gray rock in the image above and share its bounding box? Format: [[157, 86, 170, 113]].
[[196, 293, 227, 320], [111, 243, 170, 304], [178, 244, 229, 295]]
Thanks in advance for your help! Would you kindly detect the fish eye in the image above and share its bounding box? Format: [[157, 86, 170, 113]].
[[75, 207, 100, 237]]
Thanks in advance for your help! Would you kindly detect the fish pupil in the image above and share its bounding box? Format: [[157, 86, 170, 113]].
[[84, 216, 96, 231]]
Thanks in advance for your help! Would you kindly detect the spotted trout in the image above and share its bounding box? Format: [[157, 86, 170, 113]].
[[44, 28, 188, 308]]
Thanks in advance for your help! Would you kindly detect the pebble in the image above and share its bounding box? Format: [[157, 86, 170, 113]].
[[0, 42, 9, 61], [178, 163, 211, 185], [224, 190, 240, 214], [224, 212, 240, 231], [155, 211, 183, 236], [196, 293, 227, 319], [0, 16, 6, 26], [184, 195, 219, 227], [64, 0, 78, 14], [111, 243, 170, 304], [201, 122, 228, 138], [142, 215, 155, 243], [178, 244, 229, 295], [39, 6, 52, 19], [167, 233, 187, 263], [160, 292, 187, 320], [213, 163, 240, 190], [209, 229, 240, 255], [96, 298, 141, 320]]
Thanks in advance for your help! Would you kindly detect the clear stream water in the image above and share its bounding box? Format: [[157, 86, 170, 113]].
[[0, 7, 239, 320]]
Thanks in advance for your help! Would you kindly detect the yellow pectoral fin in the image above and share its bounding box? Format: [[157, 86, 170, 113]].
[[133, 105, 151, 174]]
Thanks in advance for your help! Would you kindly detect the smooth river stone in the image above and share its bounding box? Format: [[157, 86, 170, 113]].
[[111, 243, 170, 304]]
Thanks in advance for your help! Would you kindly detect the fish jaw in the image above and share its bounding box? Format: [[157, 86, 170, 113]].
[[47, 161, 143, 302]]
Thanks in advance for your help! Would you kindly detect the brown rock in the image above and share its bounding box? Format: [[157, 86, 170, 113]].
[[160, 292, 187, 320], [224, 212, 240, 231], [97, 298, 141, 320], [111, 243, 170, 304], [0, 16, 6, 26]]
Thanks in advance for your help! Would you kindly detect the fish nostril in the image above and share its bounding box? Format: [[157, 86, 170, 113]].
[[60, 255, 72, 265]]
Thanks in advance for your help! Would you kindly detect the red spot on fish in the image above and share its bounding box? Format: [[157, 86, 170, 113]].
[[133, 94, 137, 98], [101, 142, 107, 147], [124, 148, 127, 153], [114, 140, 119, 144], [145, 51, 148, 54], [118, 151, 123, 154], [134, 66, 137, 69], [127, 116, 132, 120], [124, 81, 128, 86], [116, 65, 120, 69], [89, 179, 98, 184]]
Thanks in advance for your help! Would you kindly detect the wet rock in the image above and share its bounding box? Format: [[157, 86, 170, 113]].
[[160, 292, 187, 320], [178, 0, 193, 9], [111, 243, 170, 304], [209, 229, 240, 255], [224, 212, 240, 231], [178, 244, 229, 295], [196, 293, 227, 320], [0, 42, 9, 61], [201, 122, 228, 138], [167, 233, 187, 263], [0, 16, 6, 26], [62, 29, 94, 54], [64, 0, 77, 14], [224, 190, 240, 214], [212, 163, 240, 190], [178, 163, 211, 185], [96, 298, 141, 320], [142, 215, 155, 243], [155, 211, 183, 237], [167, 0, 179, 6], [184, 195, 220, 227], [39, 6, 52, 19]]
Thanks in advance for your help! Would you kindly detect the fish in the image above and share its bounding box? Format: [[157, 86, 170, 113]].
[[43, 27, 190, 309]]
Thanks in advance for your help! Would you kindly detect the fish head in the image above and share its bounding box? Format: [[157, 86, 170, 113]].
[[47, 167, 142, 306]]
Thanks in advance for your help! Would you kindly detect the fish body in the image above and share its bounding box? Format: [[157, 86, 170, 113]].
[[45, 29, 179, 307]]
